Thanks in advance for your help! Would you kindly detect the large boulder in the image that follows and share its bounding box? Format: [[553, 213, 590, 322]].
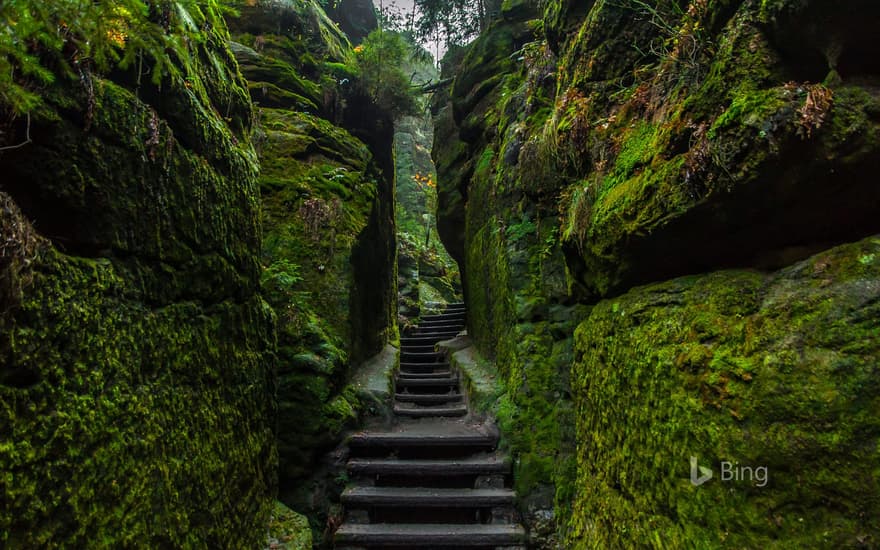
[[544, 0, 880, 299], [571, 236, 880, 547], [226, 0, 398, 525], [433, 0, 880, 545], [0, 7, 274, 547]]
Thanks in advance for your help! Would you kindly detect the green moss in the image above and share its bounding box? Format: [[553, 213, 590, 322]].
[[568, 237, 880, 548], [708, 87, 789, 139], [434, 0, 880, 546], [267, 501, 313, 549], [597, 121, 659, 197], [1, 250, 275, 548]]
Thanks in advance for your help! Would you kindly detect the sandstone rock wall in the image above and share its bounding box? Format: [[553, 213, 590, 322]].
[[226, 0, 398, 524], [0, 5, 275, 546], [434, 0, 880, 545]]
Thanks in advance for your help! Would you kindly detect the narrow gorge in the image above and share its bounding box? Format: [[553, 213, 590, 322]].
[[1, 0, 878, 548]]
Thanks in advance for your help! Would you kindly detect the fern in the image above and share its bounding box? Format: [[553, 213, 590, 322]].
[[0, 0, 233, 116]]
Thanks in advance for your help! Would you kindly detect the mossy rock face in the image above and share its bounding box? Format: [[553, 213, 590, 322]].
[[231, 41, 324, 113], [551, 0, 880, 299], [442, 0, 880, 299], [435, 0, 880, 545], [267, 500, 313, 549], [0, 11, 275, 548], [259, 105, 380, 490], [431, 92, 469, 268], [228, 0, 354, 67], [570, 236, 880, 548], [226, 1, 399, 527]]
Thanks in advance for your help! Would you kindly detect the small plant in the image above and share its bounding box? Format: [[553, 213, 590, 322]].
[[352, 29, 419, 119], [0, 191, 46, 312], [412, 172, 437, 246], [795, 83, 833, 139], [0, 1, 233, 118], [261, 258, 305, 307], [506, 214, 537, 244], [298, 197, 341, 238]]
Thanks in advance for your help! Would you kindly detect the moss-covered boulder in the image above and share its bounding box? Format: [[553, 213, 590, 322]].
[[0, 7, 274, 547], [227, 0, 356, 121], [544, 0, 880, 299], [434, 0, 880, 545], [570, 236, 880, 548], [226, 1, 399, 530], [258, 106, 385, 485], [267, 500, 313, 549]]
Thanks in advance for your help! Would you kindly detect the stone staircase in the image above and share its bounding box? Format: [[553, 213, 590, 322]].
[[335, 303, 525, 549]]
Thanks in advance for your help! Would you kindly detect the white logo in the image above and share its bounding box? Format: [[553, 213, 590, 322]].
[[690, 456, 713, 486]]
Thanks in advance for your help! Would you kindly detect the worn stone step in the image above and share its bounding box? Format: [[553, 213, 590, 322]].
[[334, 523, 525, 546], [347, 455, 510, 477], [396, 375, 459, 387], [348, 427, 497, 450], [401, 335, 452, 345], [416, 321, 466, 329], [408, 323, 462, 331], [406, 331, 461, 340], [424, 301, 465, 308], [395, 370, 453, 378], [420, 313, 466, 322], [400, 344, 437, 353], [411, 331, 462, 339], [400, 351, 445, 363], [394, 403, 468, 417], [394, 392, 462, 403], [342, 486, 515, 508], [419, 316, 466, 323], [413, 329, 463, 338], [399, 362, 451, 373]]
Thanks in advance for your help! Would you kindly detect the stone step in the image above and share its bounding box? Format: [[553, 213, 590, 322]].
[[347, 455, 510, 477], [334, 523, 525, 547], [348, 428, 497, 451], [393, 403, 468, 417], [342, 486, 515, 508], [395, 370, 453, 378], [416, 321, 465, 329], [407, 325, 462, 332], [420, 315, 466, 323], [420, 308, 467, 323], [401, 335, 453, 345], [420, 313, 466, 322], [411, 323, 464, 331], [396, 375, 459, 388], [400, 361, 449, 372], [405, 331, 461, 340], [400, 351, 445, 363], [424, 301, 466, 308], [400, 344, 437, 353], [395, 392, 462, 403]]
